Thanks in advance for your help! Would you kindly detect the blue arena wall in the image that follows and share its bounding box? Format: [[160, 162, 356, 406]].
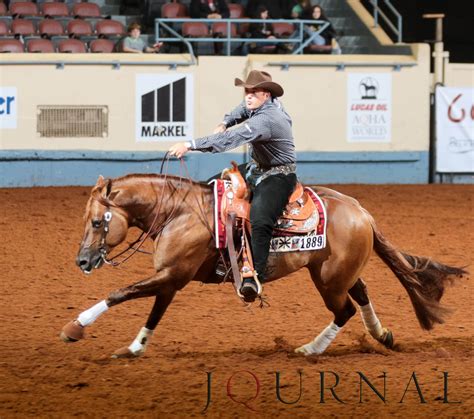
[[0, 150, 429, 187]]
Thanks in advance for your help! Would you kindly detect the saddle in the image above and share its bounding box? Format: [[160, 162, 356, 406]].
[[218, 162, 319, 301]]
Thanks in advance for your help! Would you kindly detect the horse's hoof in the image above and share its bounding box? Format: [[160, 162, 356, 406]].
[[379, 328, 394, 349], [111, 346, 143, 359], [60, 320, 85, 343], [294, 344, 313, 356]]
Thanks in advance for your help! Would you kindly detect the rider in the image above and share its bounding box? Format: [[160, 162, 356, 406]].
[[169, 70, 297, 302]]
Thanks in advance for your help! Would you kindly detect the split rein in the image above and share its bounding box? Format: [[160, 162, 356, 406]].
[[96, 154, 215, 268]]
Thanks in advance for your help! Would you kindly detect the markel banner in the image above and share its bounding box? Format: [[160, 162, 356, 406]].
[[136, 74, 194, 142], [347, 73, 392, 142], [436, 87, 474, 173]]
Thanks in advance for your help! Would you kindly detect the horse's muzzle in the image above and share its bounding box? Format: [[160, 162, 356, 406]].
[[76, 249, 103, 274]]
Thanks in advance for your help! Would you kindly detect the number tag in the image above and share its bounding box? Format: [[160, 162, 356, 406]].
[[270, 232, 326, 253]]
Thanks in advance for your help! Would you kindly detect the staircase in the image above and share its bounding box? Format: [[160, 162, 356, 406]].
[[318, 0, 411, 55]]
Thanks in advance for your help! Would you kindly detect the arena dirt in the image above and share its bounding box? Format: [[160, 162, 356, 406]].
[[0, 184, 472, 418]]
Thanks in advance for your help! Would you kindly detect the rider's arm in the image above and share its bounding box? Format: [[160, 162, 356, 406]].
[[221, 101, 251, 128], [190, 113, 271, 153]]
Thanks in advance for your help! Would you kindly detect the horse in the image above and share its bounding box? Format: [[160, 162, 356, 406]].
[[61, 172, 466, 358]]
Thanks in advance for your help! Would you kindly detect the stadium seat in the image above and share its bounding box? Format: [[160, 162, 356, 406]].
[[58, 38, 86, 52], [39, 19, 64, 36], [161, 2, 187, 18], [0, 2, 7, 16], [228, 3, 244, 18], [95, 19, 124, 37], [27, 38, 55, 52], [182, 21, 208, 37], [42, 2, 69, 17], [9, 1, 39, 16], [304, 44, 332, 54], [0, 20, 9, 35], [0, 38, 24, 52], [67, 19, 93, 36], [272, 22, 294, 38], [211, 22, 237, 38], [72, 2, 100, 18], [11, 18, 36, 36], [89, 38, 114, 52]]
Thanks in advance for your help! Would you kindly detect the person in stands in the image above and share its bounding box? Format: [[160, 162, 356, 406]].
[[122, 23, 163, 53], [190, 0, 230, 19]]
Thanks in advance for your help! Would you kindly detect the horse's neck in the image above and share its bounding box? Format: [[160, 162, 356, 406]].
[[117, 176, 213, 231]]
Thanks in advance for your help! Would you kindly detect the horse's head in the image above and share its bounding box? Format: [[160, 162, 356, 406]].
[[76, 175, 129, 274]]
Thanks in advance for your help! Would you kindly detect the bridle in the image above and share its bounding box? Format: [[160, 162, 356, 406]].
[[98, 209, 114, 265]]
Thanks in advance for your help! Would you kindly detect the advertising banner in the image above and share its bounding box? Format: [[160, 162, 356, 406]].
[[347, 73, 392, 142], [436, 87, 474, 173], [0, 87, 18, 130], [136, 74, 194, 142]]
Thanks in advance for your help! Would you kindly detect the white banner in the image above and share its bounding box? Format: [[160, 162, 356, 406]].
[[0, 87, 18, 129], [136, 73, 194, 142], [347, 73, 392, 142], [436, 87, 474, 173]]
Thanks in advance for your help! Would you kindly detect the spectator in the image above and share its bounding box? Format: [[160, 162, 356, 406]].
[[291, 0, 310, 19], [303, 4, 339, 52], [245, 5, 277, 54], [190, 0, 230, 19], [122, 23, 163, 53]]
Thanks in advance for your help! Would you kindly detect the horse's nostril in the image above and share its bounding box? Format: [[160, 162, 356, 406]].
[[77, 258, 89, 268]]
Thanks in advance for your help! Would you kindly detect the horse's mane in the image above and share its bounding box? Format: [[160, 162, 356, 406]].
[[89, 173, 212, 210]]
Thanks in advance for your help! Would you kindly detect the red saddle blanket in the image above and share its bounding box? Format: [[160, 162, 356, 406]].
[[210, 179, 327, 252]]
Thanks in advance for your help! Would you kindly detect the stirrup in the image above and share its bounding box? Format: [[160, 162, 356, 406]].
[[236, 273, 263, 301]]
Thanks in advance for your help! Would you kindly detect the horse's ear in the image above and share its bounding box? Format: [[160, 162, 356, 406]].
[[108, 189, 120, 202], [95, 175, 105, 187]]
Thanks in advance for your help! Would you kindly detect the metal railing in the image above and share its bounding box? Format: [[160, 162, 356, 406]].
[[155, 18, 330, 58], [369, 0, 403, 43]]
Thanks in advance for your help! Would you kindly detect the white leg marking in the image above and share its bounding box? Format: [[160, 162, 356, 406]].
[[128, 327, 154, 355], [295, 321, 341, 355], [360, 302, 384, 340], [77, 300, 109, 327]]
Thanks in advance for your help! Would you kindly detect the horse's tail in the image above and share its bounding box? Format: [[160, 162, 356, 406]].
[[368, 217, 467, 330]]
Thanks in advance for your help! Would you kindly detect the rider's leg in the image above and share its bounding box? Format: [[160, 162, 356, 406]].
[[241, 173, 296, 300]]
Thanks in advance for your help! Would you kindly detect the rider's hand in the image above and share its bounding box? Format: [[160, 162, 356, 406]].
[[213, 123, 226, 134], [169, 142, 190, 159]]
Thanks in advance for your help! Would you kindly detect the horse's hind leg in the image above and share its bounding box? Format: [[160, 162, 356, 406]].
[[348, 278, 394, 349], [295, 288, 357, 356], [112, 290, 176, 358]]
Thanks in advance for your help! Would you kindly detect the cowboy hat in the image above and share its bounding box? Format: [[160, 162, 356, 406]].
[[234, 70, 284, 97]]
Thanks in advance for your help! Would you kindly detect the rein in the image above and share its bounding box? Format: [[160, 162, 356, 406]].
[[97, 154, 219, 269]]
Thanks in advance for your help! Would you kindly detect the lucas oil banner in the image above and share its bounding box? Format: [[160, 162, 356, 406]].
[[435, 87, 474, 173], [136, 74, 194, 142], [347, 73, 392, 142]]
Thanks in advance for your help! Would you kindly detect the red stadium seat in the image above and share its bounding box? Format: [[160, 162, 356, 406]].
[[58, 38, 86, 52], [39, 19, 64, 36], [304, 44, 332, 54], [89, 38, 114, 52], [72, 2, 100, 18], [182, 21, 208, 37], [0, 20, 9, 35], [0, 2, 7, 15], [211, 21, 237, 37], [95, 19, 124, 37], [67, 19, 93, 36], [272, 22, 294, 37], [9, 1, 39, 16], [161, 2, 187, 18], [0, 38, 24, 52], [27, 38, 55, 52], [11, 18, 36, 36], [42, 2, 69, 17], [228, 3, 244, 18]]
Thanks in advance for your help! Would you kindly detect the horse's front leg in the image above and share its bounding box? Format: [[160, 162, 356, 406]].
[[60, 269, 178, 354]]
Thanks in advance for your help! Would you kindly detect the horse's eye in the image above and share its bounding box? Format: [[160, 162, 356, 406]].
[[92, 219, 102, 229]]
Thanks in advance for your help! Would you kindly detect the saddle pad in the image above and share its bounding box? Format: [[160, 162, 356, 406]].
[[269, 187, 327, 253], [211, 180, 327, 252]]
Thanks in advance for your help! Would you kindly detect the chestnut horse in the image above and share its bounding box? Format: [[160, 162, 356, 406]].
[[61, 173, 465, 358]]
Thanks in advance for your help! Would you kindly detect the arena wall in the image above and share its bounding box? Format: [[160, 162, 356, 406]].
[[0, 45, 431, 186]]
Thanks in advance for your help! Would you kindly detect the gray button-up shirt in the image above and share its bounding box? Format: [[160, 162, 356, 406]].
[[191, 98, 296, 168]]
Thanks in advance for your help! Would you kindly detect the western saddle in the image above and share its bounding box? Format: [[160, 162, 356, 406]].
[[219, 162, 318, 300]]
